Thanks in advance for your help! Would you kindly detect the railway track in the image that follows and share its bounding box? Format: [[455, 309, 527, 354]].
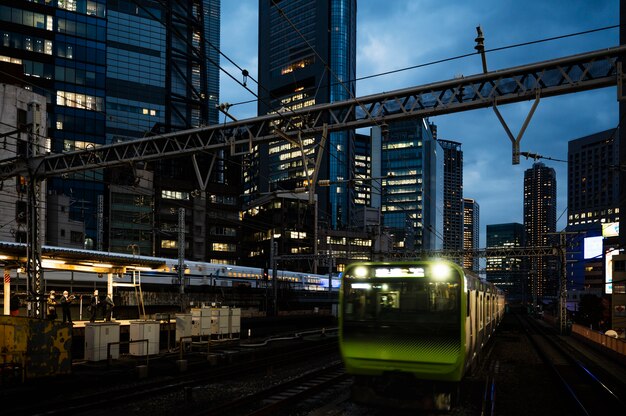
[[4, 338, 339, 416], [198, 361, 349, 416], [519, 314, 626, 415]]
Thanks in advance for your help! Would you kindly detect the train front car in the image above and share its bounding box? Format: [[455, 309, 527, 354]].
[[339, 260, 466, 410]]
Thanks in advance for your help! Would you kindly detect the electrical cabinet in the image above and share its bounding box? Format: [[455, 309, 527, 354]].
[[85, 322, 120, 361], [129, 321, 160, 356]]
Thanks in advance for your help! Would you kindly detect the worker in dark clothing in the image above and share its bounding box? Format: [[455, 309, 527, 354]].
[[104, 294, 115, 322], [60, 290, 75, 324], [89, 289, 99, 322], [47, 290, 58, 321]]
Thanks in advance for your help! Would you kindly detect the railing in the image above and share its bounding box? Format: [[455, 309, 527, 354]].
[[572, 324, 626, 359], [107, 339, 150, 368], [178, 335, 211, 361]]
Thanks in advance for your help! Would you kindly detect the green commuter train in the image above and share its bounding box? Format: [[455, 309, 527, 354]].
[[339, 259, 505, 410]]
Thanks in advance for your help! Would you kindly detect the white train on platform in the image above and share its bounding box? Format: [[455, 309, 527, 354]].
[[43, 258, 341, 293]]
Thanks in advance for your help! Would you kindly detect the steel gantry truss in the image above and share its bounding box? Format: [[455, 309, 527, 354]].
[[1, 45, 624, 180]]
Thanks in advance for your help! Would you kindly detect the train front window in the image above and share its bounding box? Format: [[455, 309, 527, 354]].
[[342, 267, 461, 328]]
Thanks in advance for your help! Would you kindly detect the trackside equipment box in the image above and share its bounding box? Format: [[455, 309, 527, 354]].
[[129, 320, 160, 355], [85, 322, 120, 361]]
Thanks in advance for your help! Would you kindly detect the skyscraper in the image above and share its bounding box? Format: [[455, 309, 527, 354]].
[[375, 120, 442, 252], [524, 162, 557, 301], [255, 0, 357, 229], [438, 139, 464, 261], [463, 198, 479, 272], [0, 1, 224, 261]]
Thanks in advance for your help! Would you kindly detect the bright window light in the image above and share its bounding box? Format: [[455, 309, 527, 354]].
[[351, 283, 371, 290]]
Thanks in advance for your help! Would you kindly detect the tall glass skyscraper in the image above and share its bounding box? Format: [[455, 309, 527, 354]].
[[0, 1, 223, 261], [375, 120, 442, 252], [256, 0, 356, 229]]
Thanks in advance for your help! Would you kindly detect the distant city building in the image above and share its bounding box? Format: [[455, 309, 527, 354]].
[[438, 139, 464, 264], [463, 198, 479, 272], [524, 162, 557, 302], [374, 120, 443, 252], [486, 223, 526, 301]]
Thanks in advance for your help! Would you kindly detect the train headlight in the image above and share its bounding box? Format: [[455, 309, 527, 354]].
[[432, 263, 451, 280], [353, 266, 368, 279]]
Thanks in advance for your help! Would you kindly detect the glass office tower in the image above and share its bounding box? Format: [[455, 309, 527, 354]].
[[376, 120, 442, 252], [256, 0, 357, 229]]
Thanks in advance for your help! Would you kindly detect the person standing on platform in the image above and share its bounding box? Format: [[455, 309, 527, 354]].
[[89, 289, 99, 322], [60, 290, 74, 324], [46, 290, 58, 321], [104, 294, 115, 322]]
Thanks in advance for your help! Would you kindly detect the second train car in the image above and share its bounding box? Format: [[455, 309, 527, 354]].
[[338, 259, 505, 410]]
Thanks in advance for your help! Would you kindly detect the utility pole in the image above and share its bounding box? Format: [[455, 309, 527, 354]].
[[97, 194, 103, 251], [26, 101, 44, 318], [271, 235, 278, 316], [557, 232, 568, 334], [178, 207, 186, 312]]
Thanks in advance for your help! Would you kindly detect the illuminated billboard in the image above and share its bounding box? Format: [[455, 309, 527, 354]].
[[602, 222, 619, 238], [583, 236, 603, 260]]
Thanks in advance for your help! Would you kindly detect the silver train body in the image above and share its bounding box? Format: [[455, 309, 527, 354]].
[[41, 258, 340, 293]]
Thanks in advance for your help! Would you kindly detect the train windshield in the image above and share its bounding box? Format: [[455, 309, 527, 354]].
[[342, 266, 461, 330]]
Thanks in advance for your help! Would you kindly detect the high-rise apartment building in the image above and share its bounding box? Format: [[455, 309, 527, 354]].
[[438, 139, 464, 262], [375, 120, 442, 252], [255, 0, 357, 229], [0, 1, 226, 262], [486, 223, 526, 301], [524, 162, 557, 301], [463, 198, 479, 272]]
